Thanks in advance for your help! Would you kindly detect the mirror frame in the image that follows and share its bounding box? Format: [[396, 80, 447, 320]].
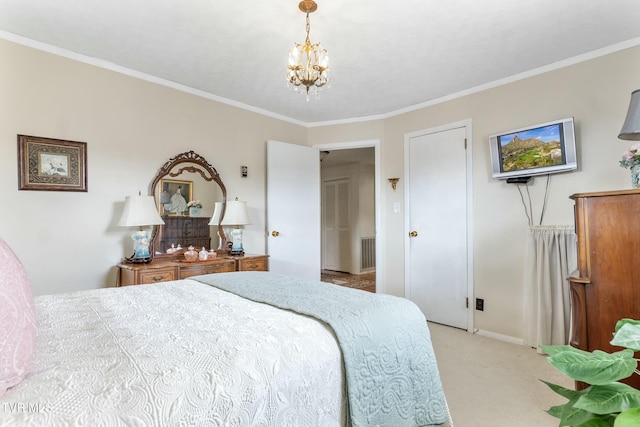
[[149, 150, 227, 258]]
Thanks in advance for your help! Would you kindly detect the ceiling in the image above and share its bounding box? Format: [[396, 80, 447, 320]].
[[1, 1, 640, 126]]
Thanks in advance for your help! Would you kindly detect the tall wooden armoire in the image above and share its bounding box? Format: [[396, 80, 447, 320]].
[[569, 189, 640, 389]]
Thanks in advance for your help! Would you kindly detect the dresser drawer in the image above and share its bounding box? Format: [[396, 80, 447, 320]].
[[236, 256, 268, 272], [136, 267, 177, 284], [179, 259, 236, 279]]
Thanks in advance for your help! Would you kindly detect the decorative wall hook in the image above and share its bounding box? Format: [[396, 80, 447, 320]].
[[388, 177, 399, 191]]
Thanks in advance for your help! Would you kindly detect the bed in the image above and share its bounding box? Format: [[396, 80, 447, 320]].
[[1, 245, 452, 427]]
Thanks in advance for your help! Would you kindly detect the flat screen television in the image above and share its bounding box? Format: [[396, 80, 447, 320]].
[[489, 117, 577, 180]]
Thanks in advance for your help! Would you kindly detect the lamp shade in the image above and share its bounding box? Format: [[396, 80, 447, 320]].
[[221, 200, 251, 226], [208, 202, 224, 226], [118, 195, 165, 227], [619, 89, 640, 140]]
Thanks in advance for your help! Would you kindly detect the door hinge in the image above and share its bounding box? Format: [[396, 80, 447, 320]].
[[466, 297, 469, 308], [464, 138, 467, 150]]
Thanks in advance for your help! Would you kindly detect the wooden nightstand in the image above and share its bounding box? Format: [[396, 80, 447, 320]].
[[229, 254, 269, 271]]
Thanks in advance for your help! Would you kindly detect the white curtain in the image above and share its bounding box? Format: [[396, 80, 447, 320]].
[[523, 225, 577, 353]]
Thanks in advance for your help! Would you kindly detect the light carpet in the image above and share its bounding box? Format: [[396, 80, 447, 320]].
[[428, 322, 572, 427]]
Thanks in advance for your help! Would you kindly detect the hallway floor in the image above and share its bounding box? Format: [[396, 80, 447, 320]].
[[320, 270, 376, 293]]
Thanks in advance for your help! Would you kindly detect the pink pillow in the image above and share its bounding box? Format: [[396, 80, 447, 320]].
[[0, 238, 37, 396]]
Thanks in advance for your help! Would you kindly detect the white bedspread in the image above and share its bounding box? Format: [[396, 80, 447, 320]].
[[0, 280, 347, 426]]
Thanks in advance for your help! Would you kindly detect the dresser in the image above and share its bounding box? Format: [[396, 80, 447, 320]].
[[569, 189, 640, 389], [117, 254, 269, 286], [155, 216, 211, 254]]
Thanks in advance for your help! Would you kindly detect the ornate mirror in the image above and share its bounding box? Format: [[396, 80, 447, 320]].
[[149, 151, 226, 258]]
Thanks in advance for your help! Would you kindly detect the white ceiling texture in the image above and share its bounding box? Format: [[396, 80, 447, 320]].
[[1, 0, 640, 126]]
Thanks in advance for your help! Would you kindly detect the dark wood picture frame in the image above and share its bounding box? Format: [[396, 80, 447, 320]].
[[17, 135, 88, 192]]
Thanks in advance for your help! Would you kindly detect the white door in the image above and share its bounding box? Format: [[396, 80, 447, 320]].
[[322, 178, 350, 272], [405, 125, 470, 330], [266, 140, 321, 280]]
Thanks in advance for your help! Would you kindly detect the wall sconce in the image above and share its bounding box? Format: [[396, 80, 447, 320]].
[[388, 178, 399, 191]]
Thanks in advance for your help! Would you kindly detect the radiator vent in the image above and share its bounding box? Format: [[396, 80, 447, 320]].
[[361, 237, 376, 270]]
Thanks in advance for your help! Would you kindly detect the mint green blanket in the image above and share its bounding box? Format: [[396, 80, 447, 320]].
[[192, 272, 448, 427]]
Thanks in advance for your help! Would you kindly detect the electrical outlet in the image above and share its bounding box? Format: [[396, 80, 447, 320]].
[[475, 298, 484, 311]]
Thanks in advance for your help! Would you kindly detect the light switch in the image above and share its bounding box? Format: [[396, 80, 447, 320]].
[[393, 202, 400, 213]]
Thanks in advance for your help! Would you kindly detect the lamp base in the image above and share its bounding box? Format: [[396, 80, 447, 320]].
[[123, 254, 152, 264], [228, 227, 245, 257]]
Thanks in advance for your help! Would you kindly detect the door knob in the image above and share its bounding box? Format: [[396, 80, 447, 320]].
[[271, 231, 280, 237], [409, 231, 418, 237]]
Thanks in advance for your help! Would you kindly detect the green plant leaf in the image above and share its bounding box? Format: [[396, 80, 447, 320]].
[[542, 344, 591, 357], [578, 415, 621, 427], [549, 406, 594, 426], [542, 384, 609, 426], [541, 379, 582, 400], [614, 319, 640, 333], [543, 380, 585, 425], [611, 323, 640, 352], [614, 408, 640, 427], [549, 403, 616, 427], [547, 349, 636, 384], [547, 398, 596, 426], [546, 403, 566, 419], [576, 382, 640, 415]]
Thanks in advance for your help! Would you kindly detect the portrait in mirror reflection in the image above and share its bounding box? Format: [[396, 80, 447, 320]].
[[159, 179, 193, 215]]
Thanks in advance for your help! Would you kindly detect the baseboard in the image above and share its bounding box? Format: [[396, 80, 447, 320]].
[[474, 329, 524, 346]]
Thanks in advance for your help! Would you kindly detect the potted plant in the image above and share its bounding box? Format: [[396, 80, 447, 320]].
[[542, 319, 640, 427]]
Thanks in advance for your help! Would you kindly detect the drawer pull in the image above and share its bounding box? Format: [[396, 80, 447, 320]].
[[151, 276, 165, 282]]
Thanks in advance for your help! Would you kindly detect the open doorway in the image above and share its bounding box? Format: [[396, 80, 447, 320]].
[[316, 144, 378, 293]]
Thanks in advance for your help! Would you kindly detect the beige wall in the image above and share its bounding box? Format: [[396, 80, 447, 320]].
[[0, 38, 306, 295], [309, 45, 640, 338], [2, 35, 639, 340]]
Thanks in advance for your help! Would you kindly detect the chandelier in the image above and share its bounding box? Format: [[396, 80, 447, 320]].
[[286, 0, 330, 100]]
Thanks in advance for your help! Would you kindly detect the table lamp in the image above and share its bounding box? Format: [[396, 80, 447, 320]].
[[118, 194, 165, 263], [221, 199, 251, 255], [619, 89, 640, 140], [208, 201, 224, 250]]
